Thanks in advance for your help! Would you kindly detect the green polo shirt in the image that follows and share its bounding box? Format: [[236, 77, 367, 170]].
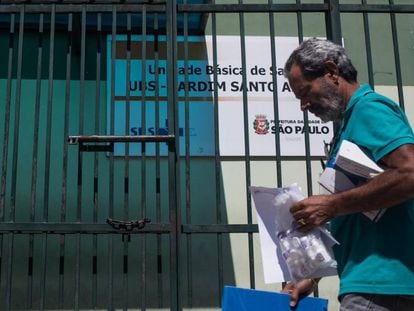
[[328, 84, 414, 298]]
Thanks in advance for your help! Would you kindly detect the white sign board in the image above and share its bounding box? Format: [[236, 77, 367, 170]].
[[206, 36, 333, 156], [107, 35, 333, 156]]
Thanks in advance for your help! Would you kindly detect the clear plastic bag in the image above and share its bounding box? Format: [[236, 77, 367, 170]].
[[277, 228, 337, 283], [273, 184, 338, 283]]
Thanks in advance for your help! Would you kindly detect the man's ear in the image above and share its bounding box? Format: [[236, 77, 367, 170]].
[[324, 60, 339, 83]]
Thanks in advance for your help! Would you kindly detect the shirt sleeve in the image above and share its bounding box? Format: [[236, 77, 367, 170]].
[[346, 96, 414, 162]]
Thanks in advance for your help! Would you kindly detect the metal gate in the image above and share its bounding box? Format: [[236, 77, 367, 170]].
[[1, 0, 413, 310]]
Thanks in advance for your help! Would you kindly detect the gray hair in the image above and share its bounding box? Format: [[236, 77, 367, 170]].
[[284, 38, 357, 82]]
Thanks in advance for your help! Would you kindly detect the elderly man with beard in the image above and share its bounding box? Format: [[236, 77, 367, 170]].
[[281, 38, 414, 311]]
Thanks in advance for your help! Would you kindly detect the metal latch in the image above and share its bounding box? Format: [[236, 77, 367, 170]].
[[107, 218, 151, 242], [106, 218, 151, 232]]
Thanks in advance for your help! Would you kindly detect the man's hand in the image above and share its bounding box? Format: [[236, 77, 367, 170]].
[[289, 195, 337, 231], [281, 279, 318, 307], [289, 145, 414, 230]]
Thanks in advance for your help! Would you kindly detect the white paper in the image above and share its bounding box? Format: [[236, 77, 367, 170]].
[[250, 187, 292, 283], [321, 140, 386, 222], [335, 140, 384, 179], [318, 167, 357, 194]]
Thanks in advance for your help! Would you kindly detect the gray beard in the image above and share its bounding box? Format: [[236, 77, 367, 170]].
[[319, 100, 343, 123], [318, 81, 344, 122]]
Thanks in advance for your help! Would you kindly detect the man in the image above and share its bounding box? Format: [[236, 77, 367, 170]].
[[281, 38, 414, 311]]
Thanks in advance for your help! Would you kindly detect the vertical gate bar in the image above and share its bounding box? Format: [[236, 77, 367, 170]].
[[39, 230, 49, 309], [293, 3, 316, 231], [268, 1, 287, 282], [362, 0, 375, 87], [108, 6, 117, 310], [75, 6, 87, 310], [140, 7, 148, 310], [10, 2, 25, 227], [296, 0, 321, 296], [294, 1, 314, 199], [325, 0, 342, 45], [182, 5, 194, 308], [27, 13, 44, 309], [0, 12, 14, 216], [388, 0, 405, 110], [153, 13, 164, 308], [268, 6, 289, 292], [92, 12, 102, 310], [44, 3, 56, 230], [238, 0, 255, 290], [166, 0, 180, 307], [123, 12, 132, 311], [268, 7, 283, 188], [40, 5, 56, 310], [210, 5, 224, 301], [321, 0, 342, 297], [59, 12, 73, 309], [5, 7, 25, 310], [0, 17, 15, 286], [5, 234, 14, 311], [2, 14, 14, 305]]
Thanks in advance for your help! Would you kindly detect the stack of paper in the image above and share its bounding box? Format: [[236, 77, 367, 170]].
[[335, 140, 384, 179], [318, 140, 385, 222]]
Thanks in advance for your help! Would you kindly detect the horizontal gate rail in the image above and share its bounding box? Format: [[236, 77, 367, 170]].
[[0, 0, 165, 2], [1, 2, 413, 13], [178, 3, 414, 14], [178, 3, 328, 13], [182, 224, 258, 234], [340, 4, 414, 13], [0, 223, 260, 243], [2, 3, 412, 15], [0, 4, 167, 14], [0, 222, 172, 234], [68, 134, 176, 144]]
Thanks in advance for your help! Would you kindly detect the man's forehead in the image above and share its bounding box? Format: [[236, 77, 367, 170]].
[[288, 63, 305, 81], [288, 63, 307, 93]]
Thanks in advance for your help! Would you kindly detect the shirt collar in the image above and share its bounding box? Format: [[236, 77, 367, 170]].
[[342, 83, 373, 118]]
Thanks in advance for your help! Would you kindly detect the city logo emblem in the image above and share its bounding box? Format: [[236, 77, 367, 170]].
[[253, 114, 270, 134]]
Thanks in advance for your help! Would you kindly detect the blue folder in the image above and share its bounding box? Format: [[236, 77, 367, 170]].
[[222, 286, 328, 311]]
